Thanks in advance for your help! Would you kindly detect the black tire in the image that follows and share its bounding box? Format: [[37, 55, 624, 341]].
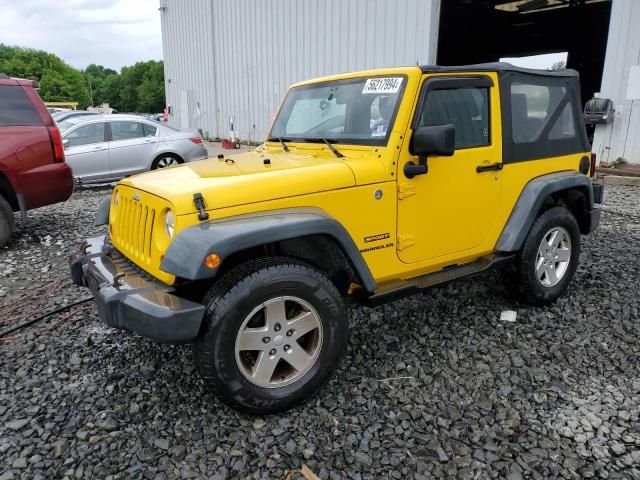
[[151, 153, 183, 170], [0, 195, 14, 249], [194, 258, 348, 414], [512, 206, 581, 306]]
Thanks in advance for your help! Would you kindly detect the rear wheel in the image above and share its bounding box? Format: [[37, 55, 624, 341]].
[[0, 195, 14, 249], [151, 153, 182, 170], [511, 206, 580, 306], [194, 258, 348, 414]]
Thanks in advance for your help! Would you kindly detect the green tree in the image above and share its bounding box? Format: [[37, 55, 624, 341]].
[[96, 74, 122, 110], [0, 44, 165, 112], [0, 44, 90, 107]]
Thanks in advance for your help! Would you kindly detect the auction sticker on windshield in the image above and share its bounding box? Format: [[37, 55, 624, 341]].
[[362, 77, 403, 94]]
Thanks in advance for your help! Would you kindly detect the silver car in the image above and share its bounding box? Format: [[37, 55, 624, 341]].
[[58, 114, 208, 183]]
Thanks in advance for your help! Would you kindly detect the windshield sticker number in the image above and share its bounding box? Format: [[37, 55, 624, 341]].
[[362, 77, 403, 95]]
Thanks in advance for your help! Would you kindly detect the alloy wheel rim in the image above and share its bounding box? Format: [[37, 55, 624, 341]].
[[234, 296, 323, 388], [535, 226, 572, 287], [157, 157, 178, 168]]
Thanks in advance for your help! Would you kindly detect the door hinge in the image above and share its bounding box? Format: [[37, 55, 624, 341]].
[[397, 234, 416, 251], [397, 183, 416, 200]]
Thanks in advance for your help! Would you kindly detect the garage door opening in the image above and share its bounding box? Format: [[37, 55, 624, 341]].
[[437, 0, 612, 105]]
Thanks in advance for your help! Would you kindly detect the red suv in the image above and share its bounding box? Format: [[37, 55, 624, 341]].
[[0, 74, 74, 247]]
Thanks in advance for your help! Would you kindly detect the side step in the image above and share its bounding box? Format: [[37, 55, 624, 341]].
[[364, 254, 515, 307]]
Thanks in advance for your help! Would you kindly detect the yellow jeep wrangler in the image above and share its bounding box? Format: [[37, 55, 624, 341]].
[[70, 63, 603, 413]]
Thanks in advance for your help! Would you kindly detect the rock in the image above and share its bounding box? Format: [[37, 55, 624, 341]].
[[436, 446, 449, 462], [12, 457, 27, 468], [154, 438, 170, 451], [5, 419, 29, 431], [354, 451, 373, 466], [611, 444, 626, 456]]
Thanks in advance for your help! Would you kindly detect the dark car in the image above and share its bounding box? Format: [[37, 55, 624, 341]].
[[0, 73, 74, 247], [52, 110, 99, 122]]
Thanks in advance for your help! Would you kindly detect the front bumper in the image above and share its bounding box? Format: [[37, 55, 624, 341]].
[[69, 236, 205, 344]]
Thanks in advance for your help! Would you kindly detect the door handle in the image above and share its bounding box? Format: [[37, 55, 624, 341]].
[[93, 146, 105, 151], [476, 162, 503, 173]]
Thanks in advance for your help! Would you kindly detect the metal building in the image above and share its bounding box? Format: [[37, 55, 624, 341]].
[[159, 0, 439, 142], [591, 0, 640, 166], [160, 0, 640, 164]]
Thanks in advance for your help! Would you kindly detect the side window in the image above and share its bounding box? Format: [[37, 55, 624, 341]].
[[418, 87, 490, 149], [111, 121, 145, 141], [548, 103, 576, 140], [142, 123, 158, 137], [510, 83, 568, 143], [66, 123, 105, 147], [0, 85, 43, 126]]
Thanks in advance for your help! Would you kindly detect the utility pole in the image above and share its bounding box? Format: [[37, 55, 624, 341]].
[[87, 75, 94, 107]]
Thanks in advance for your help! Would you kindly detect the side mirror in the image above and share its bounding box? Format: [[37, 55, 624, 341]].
[[405, 125, 456, 178], [62, 138, 70, 148]]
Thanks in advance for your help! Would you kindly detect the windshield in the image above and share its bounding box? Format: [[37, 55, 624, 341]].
[[268, 76, 405, 145]]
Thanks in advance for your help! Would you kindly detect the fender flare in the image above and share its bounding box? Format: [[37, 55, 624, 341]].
[[95, 195, 112, 226], [495, 171, 594, 252], [160, 208, 377, 292]]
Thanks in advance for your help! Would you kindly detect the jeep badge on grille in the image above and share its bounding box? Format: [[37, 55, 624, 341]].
[[132, 194, 141, 202]]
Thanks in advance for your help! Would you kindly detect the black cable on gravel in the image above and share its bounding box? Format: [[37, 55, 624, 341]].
[[0, 297, 94, 337]]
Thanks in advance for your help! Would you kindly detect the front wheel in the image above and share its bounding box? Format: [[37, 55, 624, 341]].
[[194, 258, 348, 414], [511, 206, 581, 306]]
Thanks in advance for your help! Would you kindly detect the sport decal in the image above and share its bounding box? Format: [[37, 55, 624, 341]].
[[364, 233, 390, 243]]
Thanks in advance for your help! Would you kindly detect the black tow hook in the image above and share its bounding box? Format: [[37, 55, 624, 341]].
[[193, 193, 209, 221]]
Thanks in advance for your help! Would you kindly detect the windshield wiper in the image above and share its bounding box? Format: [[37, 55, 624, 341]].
[[304, 137, 344, 158], [267, 137, 290, 152]]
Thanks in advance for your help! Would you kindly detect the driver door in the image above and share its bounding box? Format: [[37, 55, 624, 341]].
[[396, 74, 503, 264]]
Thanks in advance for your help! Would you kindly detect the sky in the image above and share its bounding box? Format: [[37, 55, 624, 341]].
[[500, 52, 568, 70], [0, 0, 163, 72]]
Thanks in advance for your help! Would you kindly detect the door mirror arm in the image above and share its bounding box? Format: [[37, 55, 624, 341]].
[[403, 155, 428, 179]]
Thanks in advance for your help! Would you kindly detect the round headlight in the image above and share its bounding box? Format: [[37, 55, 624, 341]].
[[113, 190, 119, 207], [164, 210, 175, 238]]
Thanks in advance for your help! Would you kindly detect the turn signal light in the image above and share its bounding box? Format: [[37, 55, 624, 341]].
[[190, 137, 203, 144], [204, 253, 221, 269]]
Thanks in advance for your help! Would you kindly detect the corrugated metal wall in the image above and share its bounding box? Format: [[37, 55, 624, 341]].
[[160, 0, 440, 141], [592, 0, 640, 164]]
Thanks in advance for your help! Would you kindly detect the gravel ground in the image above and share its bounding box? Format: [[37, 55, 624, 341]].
[[1, 185, 639, 480]]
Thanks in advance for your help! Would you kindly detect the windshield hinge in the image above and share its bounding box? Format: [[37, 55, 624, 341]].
[[397, 183, 416, 200], [193, 193, 209, 221], [397, 234, 416, 251]]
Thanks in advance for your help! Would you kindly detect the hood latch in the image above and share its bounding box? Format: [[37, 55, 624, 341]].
[[193, 193, 209, 221]]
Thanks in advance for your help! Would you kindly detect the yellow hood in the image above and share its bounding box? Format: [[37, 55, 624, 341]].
[[120, 150, 356, 215]]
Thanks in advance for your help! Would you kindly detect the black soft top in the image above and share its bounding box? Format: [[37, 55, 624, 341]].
[[420, 62, 579, 78]]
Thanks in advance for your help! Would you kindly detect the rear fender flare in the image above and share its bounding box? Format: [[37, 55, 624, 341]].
[[496, 171, 593, 252], [160, 208, 377, 292]]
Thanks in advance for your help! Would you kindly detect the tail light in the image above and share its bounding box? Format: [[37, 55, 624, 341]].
[[48, 126, 65, 163], [590, 152, 597, 178], [189, 137, 203, 144]]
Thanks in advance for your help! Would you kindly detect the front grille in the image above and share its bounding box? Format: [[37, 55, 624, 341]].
[[109, 186, 175, 285], [113, 194, 156, 264]]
